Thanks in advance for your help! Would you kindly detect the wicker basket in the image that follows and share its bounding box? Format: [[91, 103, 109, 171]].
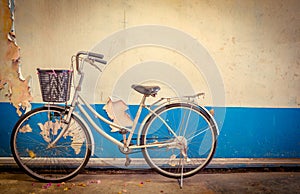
[[37, 69, 73, 102]]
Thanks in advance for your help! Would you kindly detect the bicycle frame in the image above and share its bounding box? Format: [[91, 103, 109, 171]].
[[48, 52, 181, 152]]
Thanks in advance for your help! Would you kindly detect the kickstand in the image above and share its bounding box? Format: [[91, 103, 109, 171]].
[[125, 154, 131, 167], [177, 158, 184, 189], [177, 178, 183, 189]]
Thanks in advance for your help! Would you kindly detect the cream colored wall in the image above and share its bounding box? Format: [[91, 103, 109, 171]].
[[11, 0, 300, 107]]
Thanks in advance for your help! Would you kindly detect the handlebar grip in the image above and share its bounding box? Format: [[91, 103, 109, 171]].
[[94, 58, 107, 65], [87, 52, 104, 59]]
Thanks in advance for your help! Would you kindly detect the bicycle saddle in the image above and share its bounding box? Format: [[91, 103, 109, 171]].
[[131, 84, 160, 96]]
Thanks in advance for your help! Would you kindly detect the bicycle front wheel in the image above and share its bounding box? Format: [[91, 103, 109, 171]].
[[11, 106, 91, 182], [141, 103, 218, 179]]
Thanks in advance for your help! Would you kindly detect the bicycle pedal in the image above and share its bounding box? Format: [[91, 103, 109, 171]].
[[125, 156, 132, 167]]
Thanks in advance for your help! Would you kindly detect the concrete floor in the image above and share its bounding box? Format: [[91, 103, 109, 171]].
[[0, 170, 299, 194]]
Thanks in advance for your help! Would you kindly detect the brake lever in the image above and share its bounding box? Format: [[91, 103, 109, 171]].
[[84, 58, 102, 72]]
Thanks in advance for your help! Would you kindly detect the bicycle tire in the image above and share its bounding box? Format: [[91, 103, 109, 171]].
[[11, 106, 91, 182], [141, 103, 217, 179]]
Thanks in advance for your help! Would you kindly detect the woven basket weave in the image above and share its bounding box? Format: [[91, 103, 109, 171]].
[[37, 69, 72, 102]]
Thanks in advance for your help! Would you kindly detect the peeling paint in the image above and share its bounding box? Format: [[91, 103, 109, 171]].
[[103, 97, 133, 132], [0, 0, 32, 115], [0, 0, 11, 41]]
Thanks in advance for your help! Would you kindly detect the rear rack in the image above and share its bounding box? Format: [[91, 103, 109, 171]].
[[149, 92, 205, 108]]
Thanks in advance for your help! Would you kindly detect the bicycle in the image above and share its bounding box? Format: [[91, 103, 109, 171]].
[[10, 51, 219, 184]]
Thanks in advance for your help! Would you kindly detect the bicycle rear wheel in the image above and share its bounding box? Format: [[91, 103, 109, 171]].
[[11, 106, 91, 182], [141, 103, 217, 179]]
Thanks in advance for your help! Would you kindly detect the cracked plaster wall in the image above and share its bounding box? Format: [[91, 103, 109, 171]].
[[1, 0, 300, 109], [0, 0, 32, 116]]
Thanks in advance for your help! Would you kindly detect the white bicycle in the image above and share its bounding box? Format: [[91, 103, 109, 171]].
[[11, 51, 219, 183]]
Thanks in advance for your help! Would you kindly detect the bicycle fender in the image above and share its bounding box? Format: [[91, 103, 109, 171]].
[[198, 104, 220, 135]]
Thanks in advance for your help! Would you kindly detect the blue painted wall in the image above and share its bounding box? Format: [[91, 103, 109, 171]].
[[1, 102, 299, 158], [214, 107, 300, 158]]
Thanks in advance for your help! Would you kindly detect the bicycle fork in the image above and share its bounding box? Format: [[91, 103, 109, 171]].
[[47, 105, 75, 149]]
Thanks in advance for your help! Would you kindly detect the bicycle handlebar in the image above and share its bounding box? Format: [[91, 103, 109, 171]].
[[87, 52, 104, 59], [75, 51, 107, 71], [93, 58, 107, 65]]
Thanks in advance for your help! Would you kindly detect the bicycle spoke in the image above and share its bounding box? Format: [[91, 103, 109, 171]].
[[186, 126, 210, 142], [181, 106, 192, 137]]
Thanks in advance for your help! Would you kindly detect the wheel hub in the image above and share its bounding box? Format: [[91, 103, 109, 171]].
[[167, 136, 191, 165], [168, 136, 187, 150]]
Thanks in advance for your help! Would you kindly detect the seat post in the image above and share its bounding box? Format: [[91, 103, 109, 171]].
[[126, 94, 147, 147]]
